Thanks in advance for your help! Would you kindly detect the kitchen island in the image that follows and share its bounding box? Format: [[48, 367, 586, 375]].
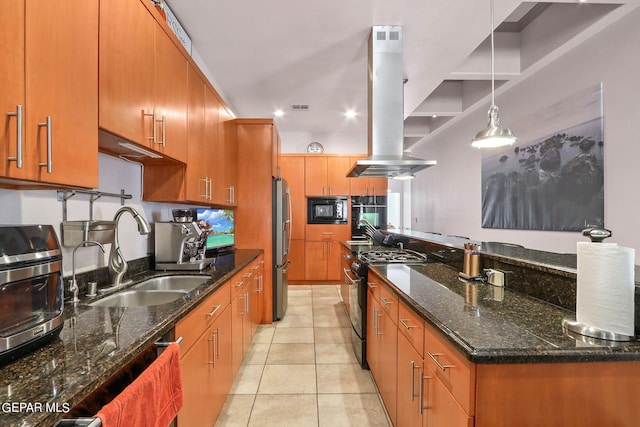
[[0, 249, 262, 427], [368, 260, 640, 427]]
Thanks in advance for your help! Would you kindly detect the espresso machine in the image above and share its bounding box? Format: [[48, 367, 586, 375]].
[[154, 210, 215, 270]]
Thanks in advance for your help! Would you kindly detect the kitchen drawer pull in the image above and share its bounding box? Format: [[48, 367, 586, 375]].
[[244, 272, 253, 278], [367, 282, 377, 290], [227, 185, 235, 204], [427, 352, 455, 371], [206, 305, 222, 317], [208, 330, 217, 366], [380, 296, 393, 306], [200, 177, 209, 199], [419, 373, 431, 414], [7, 105, 23, 168], [235, 280, 244, 287], [399, 318, 417, 329], [38, 116, 53, 173], [252, 265, 260, 271]]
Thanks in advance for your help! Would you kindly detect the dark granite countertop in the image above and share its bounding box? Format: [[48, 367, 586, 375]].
[[0, 249, 262, 427], [370, 262, 640, 365]]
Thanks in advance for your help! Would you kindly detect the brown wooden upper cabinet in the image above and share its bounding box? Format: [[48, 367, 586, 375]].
[[0, 0, 98, 188], [349, 155, 388, 196], [99, 0, 188, 163], [305, 156, 351, 196]]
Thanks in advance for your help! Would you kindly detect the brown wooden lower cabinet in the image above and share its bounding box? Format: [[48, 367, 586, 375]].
[[177, 256, 263, 425], [288, 239, 305, 282], [397, 332, 425, 426]]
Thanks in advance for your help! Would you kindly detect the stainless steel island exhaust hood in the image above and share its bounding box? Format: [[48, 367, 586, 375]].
[[348, 25, 436, 178]]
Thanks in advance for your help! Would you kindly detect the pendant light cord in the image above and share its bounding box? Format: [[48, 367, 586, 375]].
[[490, 0, 495, 108]]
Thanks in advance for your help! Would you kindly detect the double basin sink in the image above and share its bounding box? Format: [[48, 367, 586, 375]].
[[89, 275, 212, 308]]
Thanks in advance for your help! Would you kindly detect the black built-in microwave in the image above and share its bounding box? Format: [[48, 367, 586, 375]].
[[307, 197, 348, 224]]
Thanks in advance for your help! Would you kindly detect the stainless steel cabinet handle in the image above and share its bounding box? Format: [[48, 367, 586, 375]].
[[214, 327, 220, 360], [7, 105, 23, 168], [156, 115, 166, 147], [206, 304, 222, 317], [427, 352, 455, 371], [380, 296, 392, 306], [227, 186, 235, 204], [367, 282, 376, 290], [410, 361, 420, 401], [244, 291, 249, 315], [258, 275, 263, 292], [371, 306, 377, 337], [206, 177, 212, 200], [208, 330, 216, 366], [375, 309, 383, 336], [235, 280, 244, 287], [399, 318, 417, 330], [200, 177, 208, 199], [38, 116, 52, 173], [144, 110, 156, 143], [419, 373, 431, 414]]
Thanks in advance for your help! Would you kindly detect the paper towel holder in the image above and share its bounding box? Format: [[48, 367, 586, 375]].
[[561, 317, 635, 342], [582, 227, 612, 243]]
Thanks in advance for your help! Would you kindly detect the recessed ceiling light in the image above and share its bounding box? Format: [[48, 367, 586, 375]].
[[274, 109, 284, 117], [345, 109, 357, 119]]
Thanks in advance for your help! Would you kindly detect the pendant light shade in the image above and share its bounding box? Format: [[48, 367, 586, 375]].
[[471, 0, 517, 148], [471, 105, 518, 148]]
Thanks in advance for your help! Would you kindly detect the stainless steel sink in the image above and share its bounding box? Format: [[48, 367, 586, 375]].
[[132, 275, 212, 292], [89, 290, 188, 307]]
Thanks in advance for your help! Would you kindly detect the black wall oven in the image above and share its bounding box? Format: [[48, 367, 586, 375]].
[[351, 196, 387, 238], [0, 225, 64, 365], [307, 197, 348, 224]]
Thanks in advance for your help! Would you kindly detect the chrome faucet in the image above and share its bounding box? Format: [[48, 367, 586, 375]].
[[103, 207, 151, 292], [69, 240, 106, 303]]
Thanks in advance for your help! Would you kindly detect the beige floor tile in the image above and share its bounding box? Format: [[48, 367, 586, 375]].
[[272, 327, 315, 343], [314, 327, 353, 343], [215, 394, 256, 427], [290, 284, 312, 291], [316, 363, 377, 394], [315, 342, 358, 364], [312, 296, 342, 307], [312, 285, 341, 297], [275, 313, 314, 328], [258, 364, 317, 394], [266, 343, 316, 364], [289, 288, 313, 297], [249, 394, 318, 427], [228, 364, 265, 395], [286, 303, 313, 316], [317, 393, 391, 427], [243, 342, 271, 364], [313, 312, 351, 328], [252, 325, 276, 344]]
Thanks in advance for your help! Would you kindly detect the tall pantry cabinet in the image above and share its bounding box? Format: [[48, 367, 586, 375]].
[[234, 119, 281, 323], [1, 0, 98, 188]]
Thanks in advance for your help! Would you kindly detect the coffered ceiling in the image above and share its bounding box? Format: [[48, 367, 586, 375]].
[[164, 0, 638, 151]]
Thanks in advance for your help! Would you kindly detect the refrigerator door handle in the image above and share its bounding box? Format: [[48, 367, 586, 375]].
[[285, 187, 293, 254], [282, 260, 292, 273]]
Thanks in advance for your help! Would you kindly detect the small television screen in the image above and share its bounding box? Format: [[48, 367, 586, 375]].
[[196, 209, 235, 251]]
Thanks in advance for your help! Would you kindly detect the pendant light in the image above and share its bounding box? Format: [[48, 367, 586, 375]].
[[471, 0, 518, 148]]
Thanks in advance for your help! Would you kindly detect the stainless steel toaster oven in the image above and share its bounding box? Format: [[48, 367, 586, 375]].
[[0, 225, 64, 365]]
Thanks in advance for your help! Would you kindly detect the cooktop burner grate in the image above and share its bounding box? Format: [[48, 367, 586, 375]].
[[357, 249, 427, 264]]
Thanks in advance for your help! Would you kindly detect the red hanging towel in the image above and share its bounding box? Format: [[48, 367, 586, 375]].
[[96, 343, 184, 427]]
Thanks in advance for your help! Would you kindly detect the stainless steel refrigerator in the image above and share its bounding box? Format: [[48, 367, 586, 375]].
[[273, 177, 292, 320]]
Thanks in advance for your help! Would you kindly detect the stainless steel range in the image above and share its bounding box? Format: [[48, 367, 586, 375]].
[[343, 248, 428, 368]]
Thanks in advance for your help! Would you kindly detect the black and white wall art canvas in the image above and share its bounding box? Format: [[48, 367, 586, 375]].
[[481, 83, 604, 231]]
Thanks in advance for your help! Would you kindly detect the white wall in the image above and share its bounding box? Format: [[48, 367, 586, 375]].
[[0, 154, 194, 278], [410, 7, 640, 262]]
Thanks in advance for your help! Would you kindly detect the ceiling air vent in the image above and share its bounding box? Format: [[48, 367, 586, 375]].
[[291, 104, 310, 111]]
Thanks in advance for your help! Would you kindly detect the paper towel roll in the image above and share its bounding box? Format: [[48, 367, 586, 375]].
[[576, 242, 636, 337]]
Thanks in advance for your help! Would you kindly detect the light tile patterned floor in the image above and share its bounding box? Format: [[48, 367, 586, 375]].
[[214, 285, 391, 427]]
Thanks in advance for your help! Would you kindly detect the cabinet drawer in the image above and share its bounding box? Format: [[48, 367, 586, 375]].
[[176, 282, 230, 353], [398, 301, 424, 357], [230, 268, 249, 297], [378, 282, 398, 325], [305, 224, 351, 241], [366, 273, 382, 302], [424, 323, 476, 416]]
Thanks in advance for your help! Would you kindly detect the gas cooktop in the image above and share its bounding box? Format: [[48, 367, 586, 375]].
[[357, 249, 427, 264]]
